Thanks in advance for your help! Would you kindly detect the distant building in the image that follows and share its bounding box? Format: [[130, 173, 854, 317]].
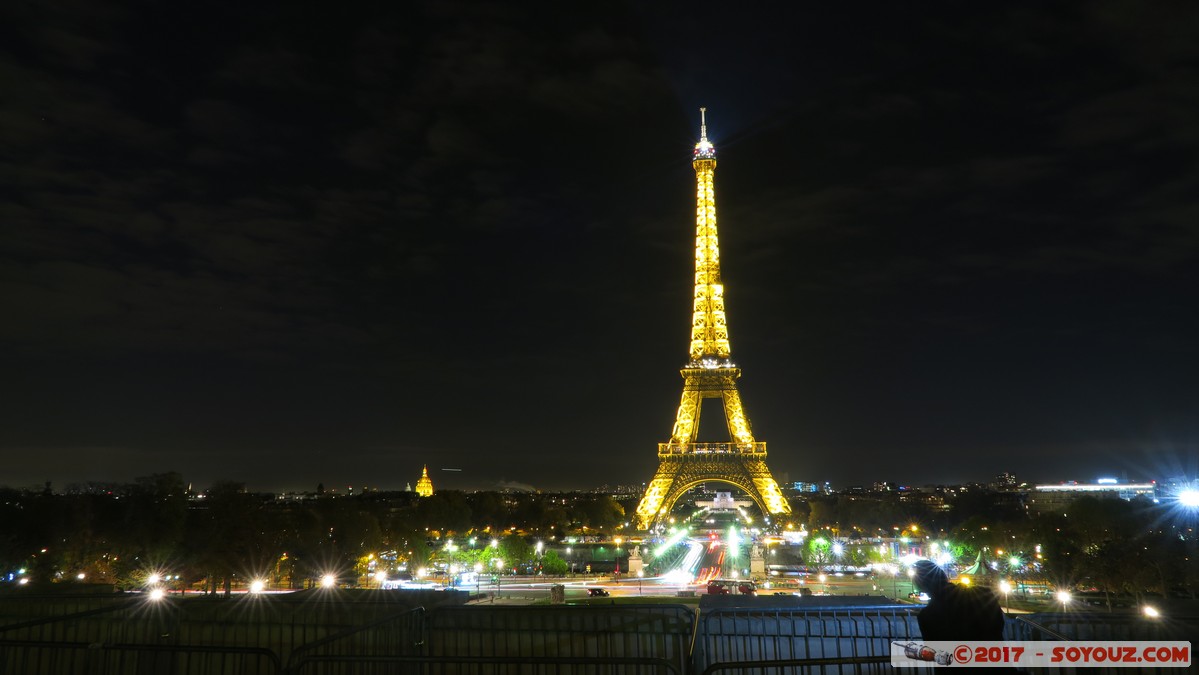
[[991, 472, 1018, 490], [786, 481, 833, 495], [415, 465, 434, 497], [695, 491, 751, 511], [1026, 479, 1155, 513]]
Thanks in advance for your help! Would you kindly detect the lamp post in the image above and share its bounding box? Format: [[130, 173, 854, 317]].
[[1057, 590, 1071, 609], [999, 580, 1011, 614], [637, 569, 643, 596]]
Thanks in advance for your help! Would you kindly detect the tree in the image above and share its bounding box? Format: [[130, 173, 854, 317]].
[[541, 550, 568, 576]]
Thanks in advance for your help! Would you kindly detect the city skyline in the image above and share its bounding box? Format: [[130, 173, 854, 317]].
[[4, 2, 1197, 492]]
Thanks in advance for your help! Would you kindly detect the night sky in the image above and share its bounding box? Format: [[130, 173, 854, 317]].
[[3, 1, 1197, 493]]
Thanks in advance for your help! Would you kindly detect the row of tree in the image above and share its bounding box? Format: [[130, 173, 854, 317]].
[[794, 493, 1199, 602], [0, 473, 626, 593], [4, 474, 1196, 602]]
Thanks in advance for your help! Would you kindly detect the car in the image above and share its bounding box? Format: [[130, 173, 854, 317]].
[[706, 582, 730, 595], [587, 588, 609, 597]]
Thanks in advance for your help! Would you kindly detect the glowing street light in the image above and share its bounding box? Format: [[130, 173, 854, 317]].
[[320, 574, 336, 589], [1178, 489, 1199, 508], [1056, 590, 1072, 605], [148, 587, 166, 601], [1143, 605, 1161, 619], [249, 579, 266, 594], [999, 580, 1012, 614]]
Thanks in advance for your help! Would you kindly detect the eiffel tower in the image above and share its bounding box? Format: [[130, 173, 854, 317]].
[[634, 109, 791, 530]]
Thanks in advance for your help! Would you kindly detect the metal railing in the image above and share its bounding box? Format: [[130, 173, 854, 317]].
[[285, 607, 426, 673], [658, 443, 765, 456], [1018, 611, 1199, 641], [4, 597, 1194, 675], [290, 654, 683, 675], [0, 639, 281, 675], [424, 605, 694, 675], [693, 605, 923, 675]]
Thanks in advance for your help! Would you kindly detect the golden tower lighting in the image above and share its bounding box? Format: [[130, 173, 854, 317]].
[[415, 465, 434, 497], [635, 108, 791, 530]]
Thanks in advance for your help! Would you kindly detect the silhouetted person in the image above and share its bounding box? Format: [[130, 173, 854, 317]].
[[912, 560, 1004, 641]]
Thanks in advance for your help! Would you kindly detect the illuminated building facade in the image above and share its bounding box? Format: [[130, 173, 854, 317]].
[[1026, 479, 1155, 513], [415, 465, 434, 497], [634, 109, 791, 530]]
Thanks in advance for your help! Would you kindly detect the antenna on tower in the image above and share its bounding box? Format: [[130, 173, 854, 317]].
[[699, 107, 708, 142]]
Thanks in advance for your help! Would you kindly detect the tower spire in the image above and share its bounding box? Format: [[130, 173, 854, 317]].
[[689, 107, 726, 361], [694, 107, 716, 160]]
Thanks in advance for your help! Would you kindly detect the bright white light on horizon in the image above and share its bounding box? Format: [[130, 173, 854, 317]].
[[1178, 489, 1199, 508], [320, 574, 336, 588], [250, 579, 266, 594], [1143, 605, 1161, 618], [832, 542, 844, 556], [664, 569, 693, 585], [1057, 590, 1072, 604], [147, 573, 161, 585]]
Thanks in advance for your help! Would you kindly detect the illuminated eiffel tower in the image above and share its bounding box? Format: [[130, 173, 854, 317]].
[[635, 109, 791, 530]]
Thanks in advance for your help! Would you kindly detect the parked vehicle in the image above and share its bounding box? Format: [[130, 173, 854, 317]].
[[707, 579, 756, 595]]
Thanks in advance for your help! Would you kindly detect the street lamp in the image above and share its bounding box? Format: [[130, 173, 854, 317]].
[[474, 563, 483, 597], [818, 573, 827, 594], [637, 569, 643, 595], [999, 580, 1011, 614]]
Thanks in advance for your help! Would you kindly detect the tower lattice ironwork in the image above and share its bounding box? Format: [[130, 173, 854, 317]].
[[634, 109, 791, 530]]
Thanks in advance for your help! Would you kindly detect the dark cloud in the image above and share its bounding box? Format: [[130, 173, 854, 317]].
[[2, 0, 1197, 491]]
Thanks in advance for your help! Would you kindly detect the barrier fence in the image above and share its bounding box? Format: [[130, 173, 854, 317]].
[[2, 595, 1192, 675], [693, 605, 924, 675]]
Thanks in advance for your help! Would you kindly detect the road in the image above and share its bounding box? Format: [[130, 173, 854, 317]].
[[466, 570, 920, 603]]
